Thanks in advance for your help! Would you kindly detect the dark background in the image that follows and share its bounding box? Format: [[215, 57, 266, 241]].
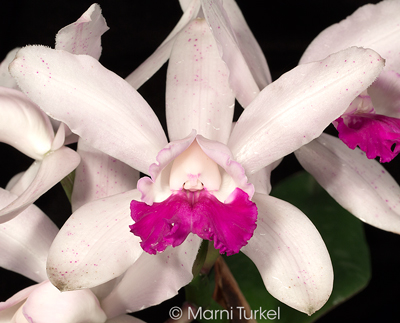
[[1, 0, 400, 322]]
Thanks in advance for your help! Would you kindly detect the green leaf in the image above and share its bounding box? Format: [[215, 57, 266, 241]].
[[60, 170, 75, 203], [224, 171, 371, 322], [185, 272, 229, 323], [192, 240, 209, 277]]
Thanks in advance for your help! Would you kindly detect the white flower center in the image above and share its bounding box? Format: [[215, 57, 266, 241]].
[[169, 140, 221, 192]]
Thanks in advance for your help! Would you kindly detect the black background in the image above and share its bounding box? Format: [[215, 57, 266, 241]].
[[1, 0, 400, 322]]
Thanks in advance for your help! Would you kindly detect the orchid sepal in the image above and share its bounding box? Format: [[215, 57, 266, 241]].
[[229, 47, 385, 174], [9, 46, 168, 174], [0, 146, 80, 223], [46, 190, 144, 291], [242, 193, 333, 315], [295, 133, 400, 234]]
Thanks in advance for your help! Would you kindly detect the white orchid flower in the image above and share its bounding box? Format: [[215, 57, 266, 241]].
[[0, 3, 111, 223], [8, 0, 384, 315], [0, 124, 183, 322], [299, 0, 400, 163], [0, 187, 146, 323], [295, 0, 400, 234]]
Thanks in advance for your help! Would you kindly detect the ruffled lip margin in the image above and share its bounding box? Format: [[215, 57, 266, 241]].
[[130, 187, 257, 255]]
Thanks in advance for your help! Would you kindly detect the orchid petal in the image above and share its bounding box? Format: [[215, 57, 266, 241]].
[[0, 87, 53, 160], [0, 188, 58, 282], [0, 284, 47, 323], [101, 235, 201, 318], [0, 301, 19, 321], [300, 0, 400, 72], [138, 132, 254, 204], [23, 281, 107, 323], [220, 0, 271, 89], [46, 190, 143, 291], [192, 188, 257, 255], [11, 305, 30, 323], [248, 159, 282, 195], [202, 0, 260, 107], [51, 123, 66, 151], [55, 4, 109, 60], [166, 18, 235, 144], [71, 140, 139, 212], [369, 70, 400, 118], [335, 112, 400, 162], [5, 172, 24, 193], [125, 0, 201, 89], [49, 120, 79, 145], [106, 315, 145, 323], [242, 193, 333, 315], [125, 40, 172, 90], [129, 192, 197, 254], [7, 162, 40, 196], [295, 133, 400, 233], [10, 46, 168, 174], [89, 278, 122, 302], [0, 48, 19, 89], [0, 283, 41, 311], [196, 135, 254, 199], [139, 131, 197, 206], [178, 0, 195, 12], [228, 47, 384, 174], [130, 188, 256, 255], [0, 146, 80, 223]]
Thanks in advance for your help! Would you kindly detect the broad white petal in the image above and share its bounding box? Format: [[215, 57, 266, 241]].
[[125, 0, 201, 90], [0, 87, 53, 160], [71, 140, 139, 212], [179, 0, 196, 12], [295, 133, 400, 233], [7, 162, 40, 196], [89, 277, 122, 303], [242, 193, 333, 315], [248, 159, 282, 195], [166, 18, 235, 143], [23, 281, 107, 323], [101, 234, 201, 318], [196, 135, 254, 199], [368, 70, 400, 118], [0, 147, 80, 223], [0, 189, 58, 282], [10, 46, 167, 174], [202, 0, 260, 107], [0, 48, 19, 89], [47, 190, 143, 291], [0, 301, 19, 322], [228, 47, 384, 174], [5, 172, 24, 193], [55, 4, 109, 59], [0, 283, 40, 311], [300, 0, 400, 72]]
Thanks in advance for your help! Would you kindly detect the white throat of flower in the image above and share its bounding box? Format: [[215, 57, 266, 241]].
[[169, 140, 221, 192]]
